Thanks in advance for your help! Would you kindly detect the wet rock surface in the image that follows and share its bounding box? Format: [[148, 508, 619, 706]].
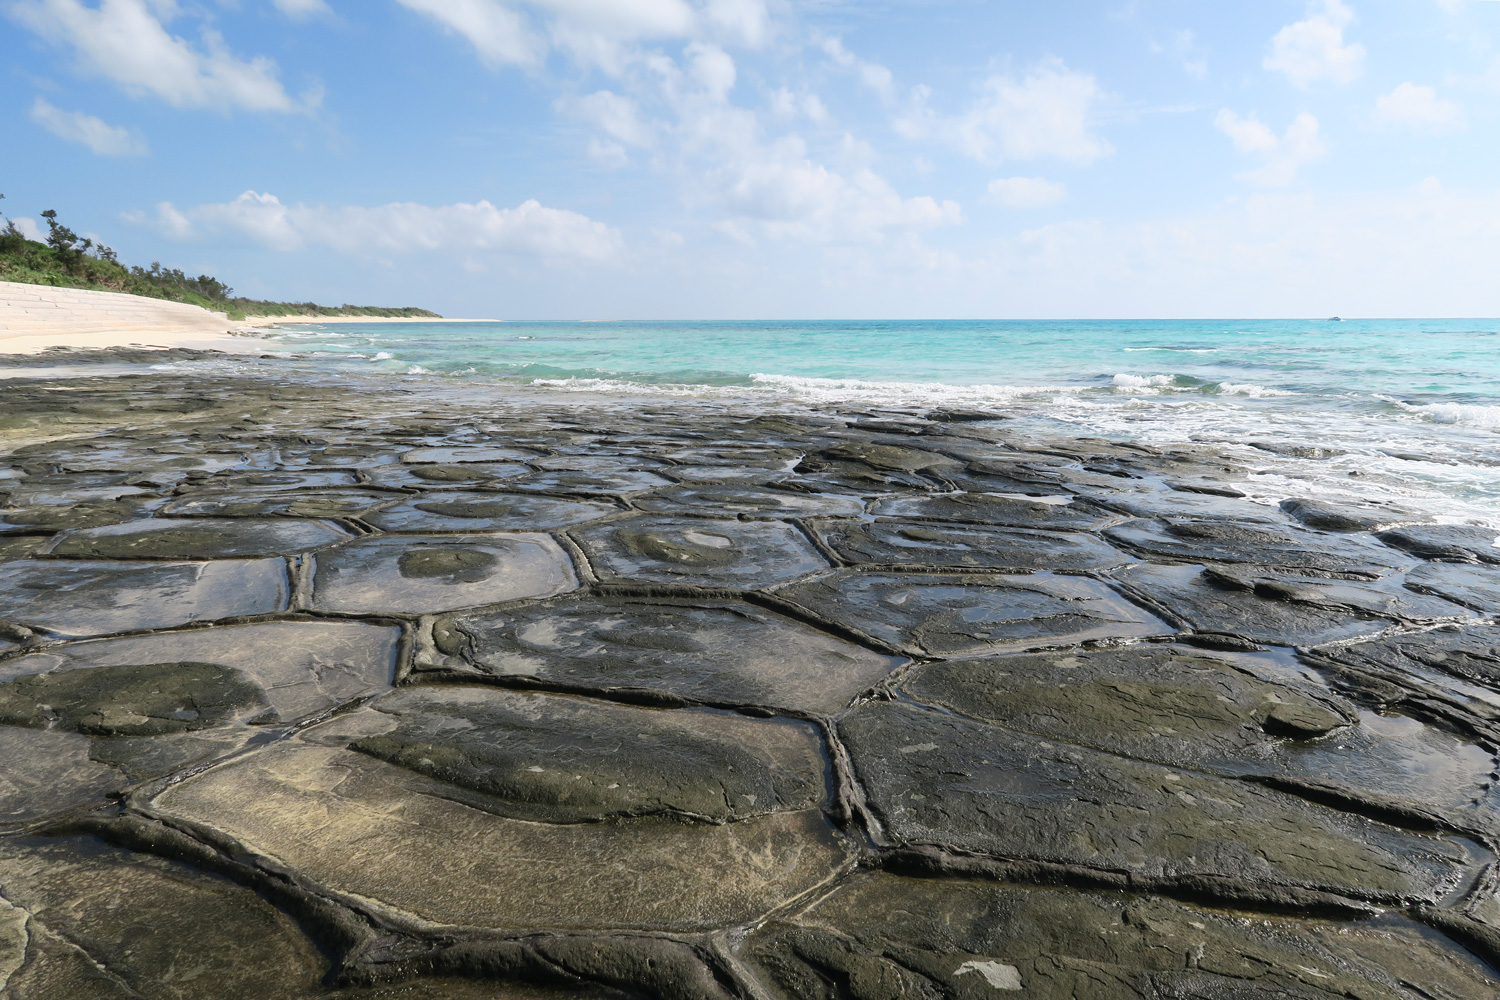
[[0, 369, 1496, 998]]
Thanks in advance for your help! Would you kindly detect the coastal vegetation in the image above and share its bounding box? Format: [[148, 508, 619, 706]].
[[0, 197, 438, 320]]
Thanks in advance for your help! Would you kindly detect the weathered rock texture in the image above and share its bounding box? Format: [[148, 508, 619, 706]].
[[0, 364, 1496, 998]]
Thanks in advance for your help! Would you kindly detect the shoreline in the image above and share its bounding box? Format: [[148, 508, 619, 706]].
[[0, 280, 483, 355]]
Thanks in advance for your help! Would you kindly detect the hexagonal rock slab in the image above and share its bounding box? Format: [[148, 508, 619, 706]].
[[840, 701, 1473, 907], [364, 492, 617, 533], [434, 595, 902, 713], [150, 741, 853, 933], [871, 491, 1117, 529], [309, 533, 577, 614], [0, 835, 334, 999], [815, 519, 1125, 571], [905, 646, 1499, 822], [1104, 517, 1412, 577], [738, 873, 1500, 1000], [41, 517, 348, 559], [162, 490, 396, 519], [401, 446, 535, 464], [1194, 565, 1477, 623], [1112, 563, 1393, 647], [0, 620, 400, 725], [771, 570, 1172, 656], [571, 517, 828, 588], [365, 463, 533, 489], [632, 485, 864, 519], [506, 470, 673, 495], [348, 687, 826, 823], [0, 559, 288, 638], [0, 727, 123, 824]]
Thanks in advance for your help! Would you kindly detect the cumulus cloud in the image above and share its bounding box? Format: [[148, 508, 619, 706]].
[[987, 176, 1067, 209], [150, 190, 623, 260], [1264, 0, 1365, 88], [30, 97, 148, 156], [821, 36, 895, 100], [1215, 110, 1325, 186], [1374, 82, 1465, 132], [8, 0, 311, 112], [272, 0, 331, 20], [894, 59, 1111, 166]]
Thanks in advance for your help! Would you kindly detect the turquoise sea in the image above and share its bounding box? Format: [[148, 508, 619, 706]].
[[256, 318, 1500, 523]]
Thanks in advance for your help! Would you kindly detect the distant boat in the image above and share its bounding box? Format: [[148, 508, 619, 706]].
[[1328, 316, 1343, 321]]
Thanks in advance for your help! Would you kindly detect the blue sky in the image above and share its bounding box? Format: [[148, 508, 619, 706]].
[[3, 0, 1499, 318]]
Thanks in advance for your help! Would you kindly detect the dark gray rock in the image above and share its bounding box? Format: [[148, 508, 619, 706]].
[[840, 701, 1471, 905], [162, 490, 397, 519], [42, 517, 348, 559], [1378, 524, 1500, 564], [815, 519, 1126, 571], [571, 516, 827, 587], [1405, 561, 1500, 613], [773, 570, 1172, 656], [0, 661, 269, 736], [351, 686, 824, 823], [508, 470, 673, 495], [739, 873, 1500, 1000], [1199, 565, 1476, 622], [870, 492, 1115, 529], [0, 558, 289, 637], [633, 484, 863, 518], [365, 492, 617, 533], [1105, 517, 1411, 577], [1281, 497, 1413, 532], [435, 594, 901, 712]]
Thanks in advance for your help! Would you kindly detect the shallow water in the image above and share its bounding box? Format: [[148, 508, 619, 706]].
[[241, 318, 1500, 524]]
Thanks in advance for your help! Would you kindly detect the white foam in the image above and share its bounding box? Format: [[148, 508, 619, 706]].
[[1112, 373, 1175, 390], [1214, 381, 1295, 397], [1399, 401, 1500, 429], [371, 351, 394, 361]]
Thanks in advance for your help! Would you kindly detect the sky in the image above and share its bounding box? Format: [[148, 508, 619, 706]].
[[3, 0, 1500, 319]]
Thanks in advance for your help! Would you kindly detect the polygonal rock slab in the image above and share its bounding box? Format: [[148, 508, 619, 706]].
[[1378, 524, 1500, 564], [633, 485, 863, 519], [366, 463, 533, 488], [1197, 565, 1476, 622], [507, 470, 673, 495], [1281, 497, 1416, 532], [1113, 563, 1392, 646], [905, 646, 1499, 823], [310, 533, 577, 614], [738, 873, 1500, 1000], [0, 835, 337, 999], [42, 517, 348, 559], [0, 559, 288, 638], [349, 687, 826, 823], [0, 498, 157, 534], [0, 727, 124, 824], [815, 519, 1125, 571], [402, 446, 535, 464], [572, 517, 828, 588], [364, 492, 617, 533], [1104, 517, 1412, 577], [772, 570, 1172, 656], [151, 741, 853, 933], [435, 595, 902, 713], [871, 491, 1117, 530], [0, 620, 400, 725], [161, 490, 396, 519], [840, 701, 1472, 906], [1308, 625, 1500, 694]]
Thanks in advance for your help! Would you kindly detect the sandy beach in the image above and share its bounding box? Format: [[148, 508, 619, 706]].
[[0, 281, 491, 356]]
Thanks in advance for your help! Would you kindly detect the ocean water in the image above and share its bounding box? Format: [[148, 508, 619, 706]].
[[255, 318, 1500, 524]]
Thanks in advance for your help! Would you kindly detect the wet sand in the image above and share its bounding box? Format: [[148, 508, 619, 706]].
[[0, 356, 1498, 998]]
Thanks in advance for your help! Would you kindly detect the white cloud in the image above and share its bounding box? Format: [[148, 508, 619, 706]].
[[11, 218, 47, 242], [987, 176, 1067, 209], [1215, 110, 1325, 186], [821, 36, 894, 100], [395, 0, 769, 71], [271, 0, 331, 20], [152, 190, 623, 260], [1374, 82, 1465, 132], [895, 59, 1111, 166], [30, 97, 148, 156], [1264, 0, 1365, 88], [394, 0, 541, 68], [1151, 29, 1207, 80], [565, 90, 654, 147], [8, 0, 310, 112]]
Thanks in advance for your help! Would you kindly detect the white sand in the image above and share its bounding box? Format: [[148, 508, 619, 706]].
[[0, 281, 481, 355]]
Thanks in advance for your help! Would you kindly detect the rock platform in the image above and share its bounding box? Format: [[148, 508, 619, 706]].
[[0, 364, 1499, 998]]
